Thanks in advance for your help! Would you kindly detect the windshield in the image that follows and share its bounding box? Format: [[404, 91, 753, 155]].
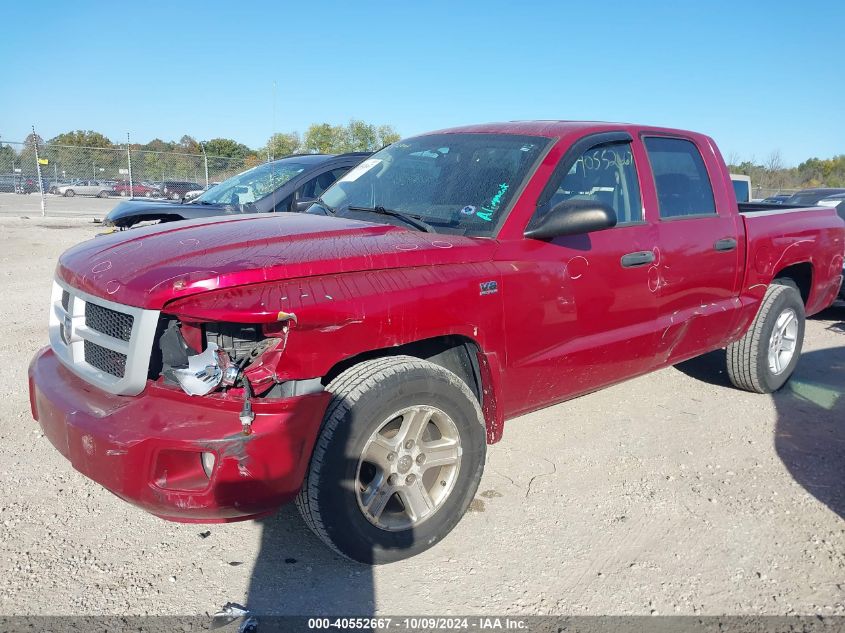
[[195, 160, 307, 205], [317, 133, 550, 236]]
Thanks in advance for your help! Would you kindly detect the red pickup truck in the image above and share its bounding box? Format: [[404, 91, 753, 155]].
[[29, 121, 844, 563]]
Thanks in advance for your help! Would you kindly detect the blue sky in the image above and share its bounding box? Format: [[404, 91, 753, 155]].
[[1, 0, 842, 166]]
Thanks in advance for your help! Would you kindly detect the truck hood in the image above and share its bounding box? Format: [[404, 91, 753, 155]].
[[58, 213, 495, 309]]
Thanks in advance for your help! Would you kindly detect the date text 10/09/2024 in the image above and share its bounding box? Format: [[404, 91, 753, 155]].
[[307, 617, 528, 630]]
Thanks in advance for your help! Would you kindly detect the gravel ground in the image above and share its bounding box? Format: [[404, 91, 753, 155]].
[[0, 191, 130, 220], [0, 216, 842, 617]]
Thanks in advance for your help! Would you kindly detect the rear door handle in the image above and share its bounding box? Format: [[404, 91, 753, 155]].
[[714, 237, 738, 252], [620, 250, 656, 268]]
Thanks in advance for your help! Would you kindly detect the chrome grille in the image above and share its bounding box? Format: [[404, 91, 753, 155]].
[[84, 340, 127, 378], [49, 279, 161, 395], [85, 302, 134, 342]]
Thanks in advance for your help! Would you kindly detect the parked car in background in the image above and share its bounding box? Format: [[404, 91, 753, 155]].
[[783, 188, 845, 206], [730, 173, 752, 203], [0, 175, 41, 194], [55, 180, 113, 198], [761, 194, 791, 204], [0, 175, 23, 193], [160, 180, 204, 200], [183, 182, 221, 202], [104, 153, 370, 228], [49, 181, 69, 194], [817, 193, 845, 221], [111, 181, 161, 198]]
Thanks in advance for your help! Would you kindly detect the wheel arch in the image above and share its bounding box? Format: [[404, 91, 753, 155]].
[[324, 335, 482, 401], [773, 261, 813, 305], [321, 335, 503, 443]]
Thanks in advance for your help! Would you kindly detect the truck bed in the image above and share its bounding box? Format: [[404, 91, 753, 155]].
[[739, 204, 844, 316]]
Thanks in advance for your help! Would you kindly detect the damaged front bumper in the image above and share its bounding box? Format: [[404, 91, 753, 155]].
[[28, 346, 330, 523]]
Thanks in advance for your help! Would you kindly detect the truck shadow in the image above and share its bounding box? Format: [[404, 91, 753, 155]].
[[673, 347, 732, 387], [244, 506, 376, 615], [772, 345, 845, 519], [675, 309, 845, 520], [211, 402, 413, 624]]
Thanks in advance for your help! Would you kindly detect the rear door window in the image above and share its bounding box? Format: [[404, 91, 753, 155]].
[[644, 137, 716, 218]]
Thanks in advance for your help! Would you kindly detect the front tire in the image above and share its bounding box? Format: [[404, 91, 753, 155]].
[[296, 356, 486, 564], [64, 189, 75, 197], [726, 283, 805, 393]]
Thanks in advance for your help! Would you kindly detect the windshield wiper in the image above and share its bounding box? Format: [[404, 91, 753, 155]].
[[346, 205, 434, 233]]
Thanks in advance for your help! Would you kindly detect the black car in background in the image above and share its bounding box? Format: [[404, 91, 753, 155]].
[[783, 188, 845, 206], [104, 152, 370, 228], [160, 180, 204, 200], [760, 194, 791, 204]]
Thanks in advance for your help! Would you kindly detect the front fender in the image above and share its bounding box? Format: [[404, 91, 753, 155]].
[[164, 263, 508, 394]]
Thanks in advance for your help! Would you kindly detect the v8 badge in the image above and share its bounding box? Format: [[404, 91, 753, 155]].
[[479, 281, 498, 296]]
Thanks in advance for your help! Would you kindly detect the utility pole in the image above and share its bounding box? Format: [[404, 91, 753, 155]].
[[127, 133, 133, 197], [32, 126, 45, 216], [271, 79, 277, 161], [200, 142, 209, 187]]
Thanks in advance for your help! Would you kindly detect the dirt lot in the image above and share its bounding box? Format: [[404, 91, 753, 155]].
[[0, 191, 123, 220], [0, 216, 842, 617]]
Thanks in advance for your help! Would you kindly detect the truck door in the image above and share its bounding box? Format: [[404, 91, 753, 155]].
[[642, 135, 743, 365], [499, 134, 661, 414]]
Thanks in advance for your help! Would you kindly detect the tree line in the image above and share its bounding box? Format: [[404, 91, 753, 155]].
[[5, 130, 843, 192], [0, 120, 401, 181], [27, 119, 400, 159], [727, 150, 845, 191]]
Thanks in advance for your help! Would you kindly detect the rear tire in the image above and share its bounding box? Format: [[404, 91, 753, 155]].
[[726, 283, 805, 393], [296, 355, 486, 564], [98, 190, 110, 198]]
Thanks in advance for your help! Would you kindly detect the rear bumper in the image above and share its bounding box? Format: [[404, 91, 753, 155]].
[[28, 347, 330, 523]]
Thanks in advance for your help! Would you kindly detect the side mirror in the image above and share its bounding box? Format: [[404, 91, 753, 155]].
[[524, 199, 617, 240], [294, 198, 315, 212]]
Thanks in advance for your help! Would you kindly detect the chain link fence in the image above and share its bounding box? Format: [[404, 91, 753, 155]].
[[0, 133, 253, 214], [0, 132, 817, 215], [752, 186, 800, 201]]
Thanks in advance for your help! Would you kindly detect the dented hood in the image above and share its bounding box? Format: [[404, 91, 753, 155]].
[[57, 213, 495, 309]]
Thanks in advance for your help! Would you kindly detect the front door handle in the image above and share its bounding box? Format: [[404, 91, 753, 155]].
[[620, 250, 656, 268], [714, 237, 738, 252]]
